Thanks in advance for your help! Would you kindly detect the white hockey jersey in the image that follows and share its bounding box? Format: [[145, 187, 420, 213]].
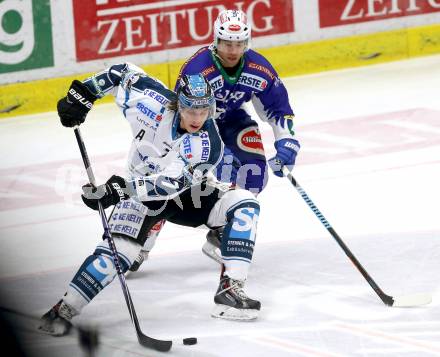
[[83, 63, 224, 201]]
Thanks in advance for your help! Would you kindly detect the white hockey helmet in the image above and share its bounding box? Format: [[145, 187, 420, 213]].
[[213, 9, 251, 48]]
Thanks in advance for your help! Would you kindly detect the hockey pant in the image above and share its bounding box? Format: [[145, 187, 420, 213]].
[[62, 185, 259, 313], [216, 109, 269, 195]]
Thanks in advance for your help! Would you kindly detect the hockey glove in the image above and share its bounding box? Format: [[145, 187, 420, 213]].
[[268, 138, 300, 177], [81, 175, 131, 210], [58, 80, 97, 127]]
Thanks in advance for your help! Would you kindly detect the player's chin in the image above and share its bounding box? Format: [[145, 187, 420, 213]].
[[227, 57, 240, 66]]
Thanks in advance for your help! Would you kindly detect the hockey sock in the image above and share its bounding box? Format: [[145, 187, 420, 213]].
[[221, 201, 260, 280], [65, 248, 131, 311]]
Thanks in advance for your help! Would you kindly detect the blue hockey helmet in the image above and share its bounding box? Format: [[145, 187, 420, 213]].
[[177, 74, 216, 117]]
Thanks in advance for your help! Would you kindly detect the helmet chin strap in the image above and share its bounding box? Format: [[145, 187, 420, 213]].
[[212, 49, 228, 66]]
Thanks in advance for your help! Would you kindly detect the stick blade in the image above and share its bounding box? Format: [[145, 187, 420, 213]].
[[392, 293, 432, 307], [138, 334, 172, 352]]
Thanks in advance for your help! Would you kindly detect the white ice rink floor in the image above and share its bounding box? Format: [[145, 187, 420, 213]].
[[1, 54, 440, 357]]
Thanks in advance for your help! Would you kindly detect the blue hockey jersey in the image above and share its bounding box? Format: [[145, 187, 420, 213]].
[[175, 46, 297, 142]]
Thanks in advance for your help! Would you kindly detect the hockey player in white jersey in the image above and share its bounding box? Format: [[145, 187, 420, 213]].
[[38, 64, 261, 337], [129, 9, 301, 271]]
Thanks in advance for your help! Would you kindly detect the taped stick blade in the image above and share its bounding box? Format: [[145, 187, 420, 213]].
[[392, 293, 432, 307]]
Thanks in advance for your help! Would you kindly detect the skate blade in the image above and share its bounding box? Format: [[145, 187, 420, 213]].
[[211, 304, 259, 321]]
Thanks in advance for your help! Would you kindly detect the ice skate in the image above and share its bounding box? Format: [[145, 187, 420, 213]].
[[211, 275, 260, 321], [38, 300, 77, 336], [126, 249, 149, 276], [202, 227, 223, 264]]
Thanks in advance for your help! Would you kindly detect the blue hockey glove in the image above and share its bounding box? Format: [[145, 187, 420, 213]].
[[268, 139, 300, 177], [81, 175, 130, 210]]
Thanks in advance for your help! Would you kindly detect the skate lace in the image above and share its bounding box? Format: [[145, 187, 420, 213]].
[[230, 280, 249, 300], [218, 278, 248, 300], [135, 251, 146, 264], [58, 302, 77, 321]]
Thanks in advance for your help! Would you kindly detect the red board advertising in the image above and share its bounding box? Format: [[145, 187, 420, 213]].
[[73, 0, 294, 61], [320, 0, 440, 27]]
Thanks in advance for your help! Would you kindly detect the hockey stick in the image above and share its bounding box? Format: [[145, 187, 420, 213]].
[[73, 127, 172, 352], [282, 167, 431, 307]]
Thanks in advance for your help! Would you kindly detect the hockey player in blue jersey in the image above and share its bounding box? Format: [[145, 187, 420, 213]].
[[178, 9, 300, 193], [38, 67, 262, 337], [178, 9, 300, 264], [131, 9, 301, 269]]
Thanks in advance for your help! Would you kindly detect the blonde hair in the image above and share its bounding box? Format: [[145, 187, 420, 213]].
[[167, 99, 178, 112]]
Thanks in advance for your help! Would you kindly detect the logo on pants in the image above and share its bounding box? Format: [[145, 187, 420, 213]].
[[237, 126, 265, 156]]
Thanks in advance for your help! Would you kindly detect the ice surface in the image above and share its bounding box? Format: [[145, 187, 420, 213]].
[[1, 55, 440, 356]]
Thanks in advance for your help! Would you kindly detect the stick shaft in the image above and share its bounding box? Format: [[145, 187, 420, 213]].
[[283, 168, 393, 306], [73, 127, 172, 351]]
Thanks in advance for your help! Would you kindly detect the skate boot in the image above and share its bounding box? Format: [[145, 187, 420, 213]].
[[202, 227, 223, 264], [127, 249, 149, 274], [38, 300, 77, 336], [211, 275, 261, 321]]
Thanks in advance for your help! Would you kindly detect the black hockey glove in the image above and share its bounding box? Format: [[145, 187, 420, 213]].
[[81, 175, 131, 210], [57, 80, 97, 127]]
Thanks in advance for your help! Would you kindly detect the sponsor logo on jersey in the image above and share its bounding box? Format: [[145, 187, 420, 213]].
[[202, 65, 216, 77], [237, 73, 267, 91], [199, 131, 210, 161], [136, 116, 157, 131], [209, 75, 224, 91], [136, 102, 162, 121], [237, 127, 265, 155], [182, 135, 193, 159], [143, 89, 169, 106], [248, 62, 275, 80]]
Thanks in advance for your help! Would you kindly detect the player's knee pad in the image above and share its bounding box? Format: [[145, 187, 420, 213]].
[[94, 235, 143, 270], [207, 189, 259, 262], [207, 189, 256, 227]]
